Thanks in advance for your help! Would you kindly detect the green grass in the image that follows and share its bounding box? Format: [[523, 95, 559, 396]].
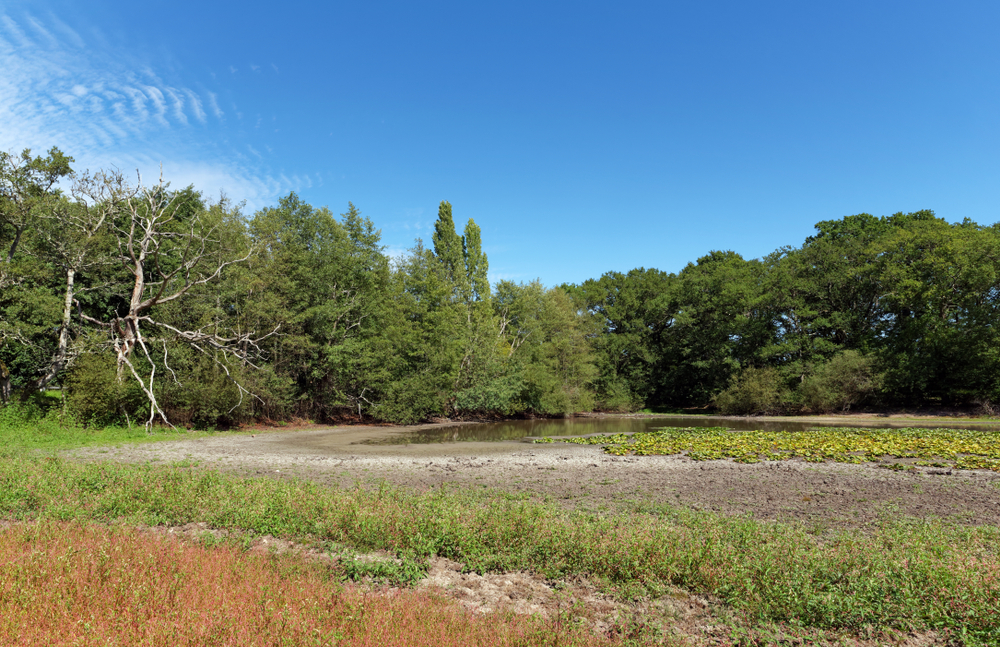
[[0, 401, 249, 450], [537, 426, 1000, 471], [1, 453, 999, 645]]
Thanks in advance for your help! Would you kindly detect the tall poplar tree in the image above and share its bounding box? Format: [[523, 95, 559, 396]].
[[431, 201, 469, 300], [463, 218, 489, 304]]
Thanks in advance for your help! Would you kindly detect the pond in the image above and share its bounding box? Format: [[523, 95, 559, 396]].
[[360, 415, 1000, 445]]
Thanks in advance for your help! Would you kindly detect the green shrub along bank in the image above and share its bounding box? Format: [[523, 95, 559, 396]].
[[1, 454, 998, 644]]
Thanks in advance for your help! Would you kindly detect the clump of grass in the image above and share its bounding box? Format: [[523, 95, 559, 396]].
[[538, 426, 1000, 471], [0, 520, 608, 646], [1, 455, 999, 644]]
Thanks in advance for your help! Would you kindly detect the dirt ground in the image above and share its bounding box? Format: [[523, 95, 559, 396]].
[[67, 418, 1000, 527]]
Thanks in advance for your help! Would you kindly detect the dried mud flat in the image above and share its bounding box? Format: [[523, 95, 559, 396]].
[[69, 421, 1000, 527]]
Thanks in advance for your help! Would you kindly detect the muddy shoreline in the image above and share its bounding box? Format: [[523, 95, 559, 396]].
[[67, 417, 1000, 527]]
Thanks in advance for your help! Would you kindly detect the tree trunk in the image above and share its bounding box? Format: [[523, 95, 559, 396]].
[[0, 358, 10, 404], [5, 224, 25, 263], [35, 268, 75, 391]]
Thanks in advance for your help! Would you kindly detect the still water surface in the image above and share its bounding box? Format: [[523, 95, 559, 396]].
[[362, 415, 1000, 445]]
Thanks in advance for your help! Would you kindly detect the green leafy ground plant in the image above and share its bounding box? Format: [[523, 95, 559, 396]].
[[536, 426, 1000, 471]]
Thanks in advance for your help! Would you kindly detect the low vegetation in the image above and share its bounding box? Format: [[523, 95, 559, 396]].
[[1, 452, 999, 644], [0, 520, 607, 647], [538, 426, 1000, 471], [0, 399, 241, 450]]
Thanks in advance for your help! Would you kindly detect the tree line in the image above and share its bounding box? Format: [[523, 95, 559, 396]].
[[3, 147, 999, 427]]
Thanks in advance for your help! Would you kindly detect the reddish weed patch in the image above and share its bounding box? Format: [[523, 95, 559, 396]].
[[0, 521, 613, 647]]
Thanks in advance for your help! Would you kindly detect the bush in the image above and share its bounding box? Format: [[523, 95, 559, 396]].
[[64, 348, 287, 430], [157, 351, 251, 429], [0, 393, 82, 447], [453, 373, 527, 417], [595, 378, 641, 413], [713, 366, 790, 415], [369, 375, 447, 424], [64, 354, 145, 427], [800, 350, 880, 413], [0, 397, 46, 428]]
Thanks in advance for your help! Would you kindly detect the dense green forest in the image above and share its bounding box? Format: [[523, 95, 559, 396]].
[[3, 147, 1000, 427]]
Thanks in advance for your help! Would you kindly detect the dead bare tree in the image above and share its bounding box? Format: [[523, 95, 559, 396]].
[[73, 168, 274, 428]]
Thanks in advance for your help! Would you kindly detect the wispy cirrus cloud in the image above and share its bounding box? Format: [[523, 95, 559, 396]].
[[0, 11, 306, 210], [0, 16, 205, 155], [143, 85, 169, 126], [24, 14, 57, 48], [185, 89, 206, 123], [164, 88, 187, 125], [45, 12, 84, 49], [206, 91, 224, 119], [0, 15, 30, 48]]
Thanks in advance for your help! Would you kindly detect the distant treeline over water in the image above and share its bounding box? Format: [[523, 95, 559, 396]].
[[3, 147, 999, 427]]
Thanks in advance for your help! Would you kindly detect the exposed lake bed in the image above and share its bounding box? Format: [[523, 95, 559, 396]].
[[67, 414, 1000, 528]]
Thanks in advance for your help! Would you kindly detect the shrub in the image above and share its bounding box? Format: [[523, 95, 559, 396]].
[[64, 353, 145, 427], [712, 366, 789, 415], [453, 372, 527, 417], [801, 350, 880, 413], [595, 378, 640, 413], [0, 396, 46, 427], [157, 351, 249, 428]]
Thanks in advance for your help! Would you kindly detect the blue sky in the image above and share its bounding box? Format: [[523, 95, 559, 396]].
[[2, 1, 999, 287]]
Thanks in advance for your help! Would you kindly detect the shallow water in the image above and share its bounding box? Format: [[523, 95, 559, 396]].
[[361, 415, 1000, 445]]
